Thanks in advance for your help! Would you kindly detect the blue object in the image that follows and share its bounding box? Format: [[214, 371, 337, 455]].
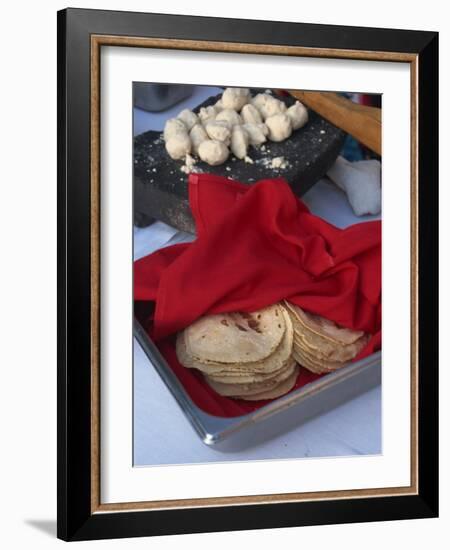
[[342, 134, 365, 162]]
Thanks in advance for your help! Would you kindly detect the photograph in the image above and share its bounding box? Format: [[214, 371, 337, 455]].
[[133, 83, 382, 465]]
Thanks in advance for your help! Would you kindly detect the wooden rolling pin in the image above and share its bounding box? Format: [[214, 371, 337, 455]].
[[287, 90, 382, 155]]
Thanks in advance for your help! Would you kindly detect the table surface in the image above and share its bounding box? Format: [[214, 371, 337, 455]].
[[133, 86, 381, 466]]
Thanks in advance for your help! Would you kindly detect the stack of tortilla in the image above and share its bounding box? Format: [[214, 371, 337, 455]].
[[176, 303, 298, 400], [283, 301, 369, 374]]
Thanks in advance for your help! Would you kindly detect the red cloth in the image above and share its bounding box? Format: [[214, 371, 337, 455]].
[[134, 174, 381, 417]]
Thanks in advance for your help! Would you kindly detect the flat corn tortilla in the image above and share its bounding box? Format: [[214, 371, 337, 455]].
[[292, 349, 330, 374], [204, 358, 297, 396], [176, 307, 294, 375], [184, 304, 286, 364], [293, 329, 369, 364], [285, 303, 368, 362], [234, 366, 299, 401], [206, 358, 294, 384], [284, 301, 364, 345], [292, 344, 350, 373]]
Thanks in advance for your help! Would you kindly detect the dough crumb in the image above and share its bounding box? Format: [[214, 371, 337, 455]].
[[271, 156, 289, 169], [185, 153, 196, 169], [180, 153, 197, 174], [244, 155, 254, 164]]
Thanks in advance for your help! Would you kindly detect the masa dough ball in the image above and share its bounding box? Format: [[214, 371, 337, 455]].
[[216, 109, 242, 127], [177, 109, 198, 131], [189, 123, 208, 155], [265, 113, 293, 142], [221, 87, 251, 111], [286, 101, 308, 130], [165, 133, 192, 159], [205, 120, 231, 144], [242, 123, 268, 146], [251, 93, 287, 119], [198, 105, 219, 124], [164, 118, 187, 141], [230, 125, 249, 159], [241, 103, 263, 124], [198, 139, 229, 166]]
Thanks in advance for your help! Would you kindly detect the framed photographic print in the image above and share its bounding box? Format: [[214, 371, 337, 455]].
[[57, 7, 438, 541]]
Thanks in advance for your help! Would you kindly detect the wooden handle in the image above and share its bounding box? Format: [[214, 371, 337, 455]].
[[287, 90, 382, 155]]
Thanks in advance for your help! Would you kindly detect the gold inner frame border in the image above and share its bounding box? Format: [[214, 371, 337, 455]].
[[89, 34, 419, 514]]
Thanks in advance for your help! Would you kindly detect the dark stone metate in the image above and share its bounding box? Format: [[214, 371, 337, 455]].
[[134, 90, 346, 232]]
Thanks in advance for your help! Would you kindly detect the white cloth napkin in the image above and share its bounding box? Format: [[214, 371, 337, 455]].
[[326, 156, 382, 217]]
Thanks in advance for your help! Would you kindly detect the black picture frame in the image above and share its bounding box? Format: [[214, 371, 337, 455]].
[[57, 7, 438, 541]]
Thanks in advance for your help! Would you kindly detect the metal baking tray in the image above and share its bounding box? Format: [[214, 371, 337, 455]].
[[134, 319, 381, 450]]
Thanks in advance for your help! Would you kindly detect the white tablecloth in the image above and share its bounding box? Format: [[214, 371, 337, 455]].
[[133, 86, 381, 466]]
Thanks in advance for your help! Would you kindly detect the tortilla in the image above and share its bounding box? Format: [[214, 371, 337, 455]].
[[204, 358, 297, 396], [284, 301, 364, 344], [292, 349, 335, 374], [234, 366, 299, 400], [293, 329, 369, 363], [285, 302, 368, 363], [293, 345, 346, 373], [283, 301, 369, 374], [206, 358, 293, 384], [184, 304, 286, 364], [177, 307, 293, 375]]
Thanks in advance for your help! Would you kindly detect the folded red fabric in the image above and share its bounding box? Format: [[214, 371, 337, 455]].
[[134, 174, 381, 417]]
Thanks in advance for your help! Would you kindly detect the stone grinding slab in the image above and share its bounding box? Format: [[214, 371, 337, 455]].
[[134, 90, 346, 232]]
